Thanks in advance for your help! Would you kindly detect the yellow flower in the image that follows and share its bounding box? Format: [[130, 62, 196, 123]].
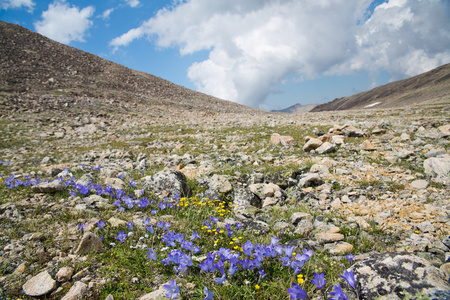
[[255, 285, 260, 290], [229, 241, 234, 245], [219, 230, 223, 234], [414, 230, 419, 234], [232, 238, 237, 241], [238, 237, 243, 240], [214, 240, 218, 244], [297, 274, 304, 284]]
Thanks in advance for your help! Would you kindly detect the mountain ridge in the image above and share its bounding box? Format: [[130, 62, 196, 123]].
[[0, 20, 262, 117], [311, 63, 450, 112]]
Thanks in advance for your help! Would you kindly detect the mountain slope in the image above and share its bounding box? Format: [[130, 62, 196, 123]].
[[311, 63, 450, 112], [0, 21, 262, 116], [271, 103, 318, 114]]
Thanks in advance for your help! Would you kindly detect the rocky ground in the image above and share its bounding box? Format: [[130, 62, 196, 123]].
[[0, 95, 450, 299]]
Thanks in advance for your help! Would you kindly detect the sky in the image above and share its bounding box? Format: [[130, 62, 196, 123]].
[[1, 0, 450, 111]]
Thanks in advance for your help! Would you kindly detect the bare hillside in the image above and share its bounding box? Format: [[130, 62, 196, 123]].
[[311, 63, 450, 112], [0, 21, 262, 117]]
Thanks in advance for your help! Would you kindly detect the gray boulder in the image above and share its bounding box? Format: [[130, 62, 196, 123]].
[[75, 232, 103, 255], [31, 180, 66, 193], [350, 252, 450, 300], [145, 170, 190, 198], [424, 156, 450, 185], [299, 173, 324, 188], [233, 187, 261, 211], [23, 270, 57, 296]]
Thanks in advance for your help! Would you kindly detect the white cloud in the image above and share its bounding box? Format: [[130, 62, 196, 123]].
[[0, 0, 35, 12], [34, 0, 95, 45], [124, 0, 139, 8], [101, 8, 114, 20], [111, 0, 450, 108]]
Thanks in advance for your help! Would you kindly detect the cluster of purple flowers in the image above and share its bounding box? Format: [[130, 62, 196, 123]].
[[2, 174, 41, 190]]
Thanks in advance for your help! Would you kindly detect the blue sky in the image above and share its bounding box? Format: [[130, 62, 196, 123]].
[[1, 0, 449, 110]]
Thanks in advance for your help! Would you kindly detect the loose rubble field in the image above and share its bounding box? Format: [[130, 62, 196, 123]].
[[0, 98, 449, 299]]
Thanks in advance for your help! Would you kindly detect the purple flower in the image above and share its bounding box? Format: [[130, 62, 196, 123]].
[[126, 222, 134, 230], [284, 246, 295, 257], [203, 286, 214, 300], [164, 280, 180, 300], [271, 235, 279, 246], [311, 272, 326, 289], [214, 260, 225, 275], [242, 240, 254, 256], [228, 263, 238, 276], [226, 229, 234, 238], [69, 190, 77, 196], [97, 220, 105, 230], [210, 216, 218, 224], [329, 284, 348, 300], [139, 197, 149, 208], [190, 230, 200, 241], [159, 202, 166, 210], [235, 223, 242, 230], [151, 209, 158, 215], [259, 268, 267, 279], [280, 256, 291, 266], [215, 274, 227, 286], [340, 269, 356, 289], [147, 248, 157, 260], [146, 225, 154, 234], [116, 230, 127, 242], [78, 224, 86, 232], [129, 180, 137, 187], [143, 217, 150, 226], [345, 253, 355, 262], [303, 248, 313, 258], [287, 282, 308, 300]]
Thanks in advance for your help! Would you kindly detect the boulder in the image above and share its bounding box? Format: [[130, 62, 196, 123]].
[[303, 137, 323, 152], [316, 142, 336, 154], [350, 252, 450, 300], [208, 174, 233, 193], [145, 170, 190, 198], [424, 156, 450, 184], [61, 281, 87, 300], [232, 187, 261, 211], [31, 180, 66, 193], [23, 270, 57, 296], [249, 183, 280, 199], [299, 173, 324, 188], [75, 232, 103, 255]]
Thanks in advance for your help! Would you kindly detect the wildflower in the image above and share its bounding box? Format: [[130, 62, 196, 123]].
[[78, 224, 86, 233], [235, 223, 242, 230], [340, 269, 356, 289], [147, 248, 157, 260], [255, 284, 260, 290], [329, 284, 348, 300], [345, 253, 355, 262], [129, 180, 137, 187], [271, 236, 279, 246], [126, 222, 134, 230], [259, 269, 267, 279], [311, 272, 326, 289], [97, 220, 105, 230], [228, 263, 238, 276], [164, 280, 180, 300], [297, 274, 304, 284], [287, 282, 308, 300], [139, 197, 149, 208], [203, 286, 214, 300], [159, 202, 166, 210], [190, 230, 200, 241], [284, 245, 295, 258], [215, 274, 227, 286], [242, 240, 254, 256], [146, 226, 154, 234], [69, 190, 77, 196], [116, 231, 127, 242], [214, 260, 225, 275]]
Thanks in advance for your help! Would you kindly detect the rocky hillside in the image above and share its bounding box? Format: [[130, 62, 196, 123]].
[[271, 103, 318, 114], [311, 63, 450, 112], [0, 20, 262, 118]]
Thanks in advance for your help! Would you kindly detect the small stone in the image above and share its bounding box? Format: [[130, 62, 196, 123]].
[[360, 140, 375, 151], [23, 270, 57, 296], [324, 241, 353, 255], [410, 179, 428, 190], [299, 173, 323, 188], [303, 137, 323, 152], [262, 197, 278, 208], [440, 262, 450, 280], [416, 221, 435, 233], [61, 281, 87, 300], [31, 180, 66, 193], [294, 219, 314, 236], [56, 267, 74, 282], [75, 232, 103, 255], [290, 212, 313, 225], [316, 232, 345, 244], [316, 142, 336, 154]]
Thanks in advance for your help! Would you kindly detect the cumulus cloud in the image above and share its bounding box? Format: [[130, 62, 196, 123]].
[[0, 0, 35, 12], [101, 8, 114, 20], [111, 0, 450, 108], [124, 0, 139, 8], [34, 0, 95, 45]]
